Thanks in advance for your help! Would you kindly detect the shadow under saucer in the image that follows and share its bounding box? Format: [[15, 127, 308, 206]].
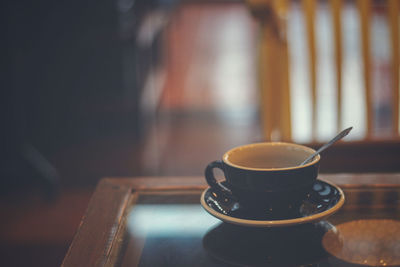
[[203, 221, 334, 266]]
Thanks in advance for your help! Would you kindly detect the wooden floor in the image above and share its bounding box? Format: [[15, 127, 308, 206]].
[[0, 1, 396, 266], [0, 189, 92, 267]]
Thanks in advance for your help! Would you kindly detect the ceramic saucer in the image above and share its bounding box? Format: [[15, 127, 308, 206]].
[[200, 179, 344, 227]]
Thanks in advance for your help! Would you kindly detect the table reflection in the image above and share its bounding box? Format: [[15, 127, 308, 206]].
[[125, 204, 221, 266], [125, 203, 335, 266], [128, 204, 220, 237]]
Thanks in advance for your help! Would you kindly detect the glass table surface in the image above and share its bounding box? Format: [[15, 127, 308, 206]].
[[61, 175, 400, 267], [120, 187, 399, 266]]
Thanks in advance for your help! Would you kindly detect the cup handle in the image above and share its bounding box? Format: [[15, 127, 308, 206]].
[[205, 160, 234, 198]]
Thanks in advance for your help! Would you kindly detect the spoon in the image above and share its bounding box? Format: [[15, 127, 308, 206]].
[[300, 127, 353, 166]]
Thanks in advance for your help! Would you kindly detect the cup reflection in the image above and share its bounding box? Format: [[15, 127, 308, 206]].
[[203, 221, 334, 266]]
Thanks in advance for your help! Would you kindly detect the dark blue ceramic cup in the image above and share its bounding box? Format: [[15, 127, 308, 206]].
[[205, 142, 320, 213]]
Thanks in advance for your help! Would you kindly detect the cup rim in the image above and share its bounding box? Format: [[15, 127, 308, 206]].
[[222, 142, 320, 171]]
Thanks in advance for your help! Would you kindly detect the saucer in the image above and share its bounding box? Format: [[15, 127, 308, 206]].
[[200, 179, 344, 227]]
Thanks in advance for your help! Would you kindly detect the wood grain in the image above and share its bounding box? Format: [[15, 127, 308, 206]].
[[61, 179, 132, 267]]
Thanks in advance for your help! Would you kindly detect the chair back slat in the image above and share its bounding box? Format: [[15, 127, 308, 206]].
[[276, 0, 292, 141], [303, 0, 317, 139], [357, 0, 373, 138], [258, 22, 278, 141], [330, 0, 343, 132], [388, 0, 399, 136], [249, 0, 292, 141], [280, 33, 292, 141]]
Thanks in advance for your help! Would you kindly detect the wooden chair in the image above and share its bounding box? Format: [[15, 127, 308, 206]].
[[247, 0, 400, 172]]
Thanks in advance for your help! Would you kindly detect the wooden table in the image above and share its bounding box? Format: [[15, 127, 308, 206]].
[[62, 174, 400, 266]]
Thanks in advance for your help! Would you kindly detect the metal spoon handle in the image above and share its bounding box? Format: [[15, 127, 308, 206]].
[[300, 127, 353, 166]]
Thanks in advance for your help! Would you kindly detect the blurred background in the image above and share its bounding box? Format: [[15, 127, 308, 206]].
[[1, 0, 400, 266]]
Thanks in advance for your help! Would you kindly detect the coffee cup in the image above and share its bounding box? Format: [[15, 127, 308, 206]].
[[204, 142, 320, 214]]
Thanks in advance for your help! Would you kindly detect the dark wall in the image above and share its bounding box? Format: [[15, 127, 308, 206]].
[[2, 0, 161, 154], [1, 0, 167, 191]]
